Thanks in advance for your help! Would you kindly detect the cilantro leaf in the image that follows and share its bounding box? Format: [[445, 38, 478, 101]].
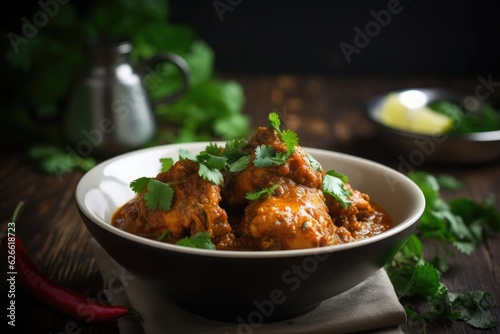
[[178, 148, 197, 161], [430, 256, 450, 275], [177, 146, 226, 185], [245, 184, 279, 201], [28, 143, 96, 175], [407, 263, 442, 298], [424, 285, 460, 322], [265, 112, 299, 155], [450, 291, 499, 329], [197, 152, 227, 170], [177, 144, 246, 186], [390, 234, 423, 265], [429, 100, 500, 134], [160, 157, 174, 172], [251, 113, 301, 169], [449, 195, 500, 232], [176, 231, 215, 250], [224, 138, 248, 158], [274, 151, 291, 164], [307, 153, 322, 172], [157, 230, 172, 241], [253, 145, 275, 167], [198, 163, 224, 185], [409, 172, 442, 210], [130, 177, 151, 193], [253, 145, 288, 167], [322, 170, 351, 208], [327, 170, 349, 183], [204, 142, 224, 156], [144, 179, 174, 211], [281, 129, 299, 153], [268, 112, 281, 132], [229, 155, 251, 173], [437, 174, 463, 190], [452, 241, 476, 255]]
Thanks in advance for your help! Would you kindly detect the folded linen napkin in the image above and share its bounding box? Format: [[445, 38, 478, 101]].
[[90, 239, 406, 334]]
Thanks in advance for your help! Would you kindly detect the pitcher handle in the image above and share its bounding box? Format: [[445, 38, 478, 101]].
[[138, 52, 191, 106]]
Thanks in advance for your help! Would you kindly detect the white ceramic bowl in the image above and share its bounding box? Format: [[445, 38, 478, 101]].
[[75, 143, 425, 322]]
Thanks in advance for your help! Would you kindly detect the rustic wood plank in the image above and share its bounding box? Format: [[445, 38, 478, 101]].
[[1, 75, 499, 333]]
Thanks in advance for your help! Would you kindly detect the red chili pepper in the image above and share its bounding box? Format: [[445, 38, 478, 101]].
[[1, 202, 141, 323]]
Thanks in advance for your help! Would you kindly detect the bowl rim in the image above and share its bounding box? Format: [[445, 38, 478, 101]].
[[76, 143, 425, 259], [365, 87, 500, 141]]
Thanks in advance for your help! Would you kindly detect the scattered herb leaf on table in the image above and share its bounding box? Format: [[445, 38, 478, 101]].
[[386, 172, 500, 329]]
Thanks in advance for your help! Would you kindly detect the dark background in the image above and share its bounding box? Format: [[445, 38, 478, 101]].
[[168, 0, 500, 77], [2, 0, 500, 77]]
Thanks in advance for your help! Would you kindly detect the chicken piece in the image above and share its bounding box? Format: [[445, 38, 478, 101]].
[[112, 160, 234, 247], [223, 127, 324, 208], [237, 178, 344, 250], [326, 184, 391, 240]]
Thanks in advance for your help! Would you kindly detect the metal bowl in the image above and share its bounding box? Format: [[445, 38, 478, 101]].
[[365, 88, 500, 166]]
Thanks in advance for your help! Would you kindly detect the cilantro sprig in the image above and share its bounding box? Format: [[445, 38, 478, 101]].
[[176, 232, 216, 250], [268, 112, 299, 153], [130, 177, 174, 212], [253, 145, 289, 167], [180, 141, 251, 185], [245, 184, 279, 201], [322, 170, 352, 208], [254, 113, 299, 168], [386, 172, 500, 329], [130, 142, 251, 212], [130, 176, 151, 193], [129, 157, 175, 212]]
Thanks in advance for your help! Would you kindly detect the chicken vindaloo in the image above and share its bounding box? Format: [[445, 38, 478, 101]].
[[112, 113, 392, 250]]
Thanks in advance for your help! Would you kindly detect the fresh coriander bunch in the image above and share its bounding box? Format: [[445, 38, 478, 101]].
[[385, 172, 500, 329], [3, 0, 250, 174]]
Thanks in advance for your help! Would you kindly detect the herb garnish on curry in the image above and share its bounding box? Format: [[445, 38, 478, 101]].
[[112, 113, 392, 250]]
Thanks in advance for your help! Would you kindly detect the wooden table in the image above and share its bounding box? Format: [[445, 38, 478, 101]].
[[1, 75, 499, 333]]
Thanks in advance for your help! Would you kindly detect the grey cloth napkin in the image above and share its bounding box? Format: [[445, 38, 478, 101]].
[[90, 239, 406, 334]]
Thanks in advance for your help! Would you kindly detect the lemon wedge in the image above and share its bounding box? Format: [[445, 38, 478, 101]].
[[378, 93, 412, 131], [409, 107, 453, 134], [378, 93, 453, 134]]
